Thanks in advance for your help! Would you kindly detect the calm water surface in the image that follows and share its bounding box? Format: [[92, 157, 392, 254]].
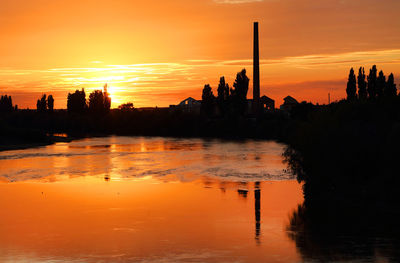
[[0, 136, 395, 262]]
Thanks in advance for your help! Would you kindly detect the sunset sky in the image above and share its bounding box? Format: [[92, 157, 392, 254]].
[[1, 0, 400, 108]]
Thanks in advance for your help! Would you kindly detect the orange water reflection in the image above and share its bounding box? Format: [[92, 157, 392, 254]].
[[0, 177, 302, 262], [0, 137, 293, 183], [0, 137, 302, 262]]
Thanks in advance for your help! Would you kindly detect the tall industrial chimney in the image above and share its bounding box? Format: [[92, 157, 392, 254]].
[[253, 22, 260, 112]]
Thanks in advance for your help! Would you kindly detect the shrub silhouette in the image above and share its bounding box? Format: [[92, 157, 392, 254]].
[[118, 102, 134, 111]]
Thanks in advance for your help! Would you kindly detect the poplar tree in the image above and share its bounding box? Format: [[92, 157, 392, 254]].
[[36, 94, 47, 112], [357, 67, 367, 100], [367, 65, 377, 99], [346, 68, 357, 100], [47, 95, 54, 112], [376, 70, 386, 98], [385, 73, 397, 97]]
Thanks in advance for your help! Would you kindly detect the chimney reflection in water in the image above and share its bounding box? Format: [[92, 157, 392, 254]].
[[254, 182, 261, 243]]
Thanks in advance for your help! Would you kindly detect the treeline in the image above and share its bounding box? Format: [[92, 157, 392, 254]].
[[67, 86, 111, 115], [0, 84, 115, 150], [346, 65, 397, 100], [285, 65, 400, 213], [201, 69, 251, 117], [2, 67, 254, 118], [0, 84, 113, 115]]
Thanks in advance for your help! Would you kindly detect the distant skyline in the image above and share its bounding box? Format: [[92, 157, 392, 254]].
[[1, 0, 400, 108]]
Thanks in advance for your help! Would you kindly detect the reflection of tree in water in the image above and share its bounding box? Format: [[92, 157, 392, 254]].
[[286, 203, 400, 262]]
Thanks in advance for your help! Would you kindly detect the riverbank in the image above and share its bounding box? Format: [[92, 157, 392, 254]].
[[0, 108, 293, 152], [0, 133, 74, 152]]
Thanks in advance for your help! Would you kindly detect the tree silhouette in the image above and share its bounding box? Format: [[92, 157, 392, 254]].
[[0, 95, 13, 112], [88, 87, 111, 115], [385, 73, 397, 97], [118, 102, 134, 110], [201, 84, 215, 117], [36, 94, 47, 112], [217, 76, 226, 102], [367, 65, 377, 99], [217, 76, 229, 115], [346, 68, 357, 100], [224, 82, 229, 100], [47, 95, 54, 112], [89, 90, 105, 114], [231, 69, 249, 115], [103, 84, 111, 113], [67, 88, 87, 113], [357, 67, 367, 100], [376, 70, 386, 98]]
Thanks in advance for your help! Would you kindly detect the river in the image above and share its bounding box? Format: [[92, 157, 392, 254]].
[[0, 136, 395, 262]]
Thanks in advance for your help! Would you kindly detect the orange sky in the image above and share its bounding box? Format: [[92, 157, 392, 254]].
[[1, 0, 400, 108]]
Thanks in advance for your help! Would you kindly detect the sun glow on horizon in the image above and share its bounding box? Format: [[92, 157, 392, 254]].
[[0, 0, 399, 109], [1, 48, 400, 109]]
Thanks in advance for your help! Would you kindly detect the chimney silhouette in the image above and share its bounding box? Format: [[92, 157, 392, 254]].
[[253, 22, 260, 112]]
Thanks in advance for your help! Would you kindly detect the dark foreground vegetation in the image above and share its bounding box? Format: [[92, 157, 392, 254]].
[[286, 97, 400, 209], [284, 66, 400, 210], [284, 98, 400, 261], [282, 65, 400, 262]]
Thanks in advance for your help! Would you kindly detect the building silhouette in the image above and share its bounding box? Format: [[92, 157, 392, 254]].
[[260, 95, 275, 111], [280, 96, 299, 112], [169, 97, 201, 114]]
